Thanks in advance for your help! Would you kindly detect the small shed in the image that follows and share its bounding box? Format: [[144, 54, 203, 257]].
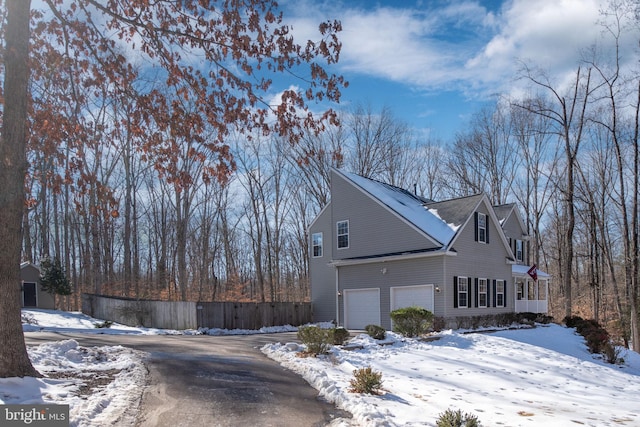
[[20, 262, 55, 309]]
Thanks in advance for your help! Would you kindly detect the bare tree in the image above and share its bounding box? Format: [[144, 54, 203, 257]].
[[516, 64, 596, 318], [447, 103, 521, 203], [509, 99, 559, 270]]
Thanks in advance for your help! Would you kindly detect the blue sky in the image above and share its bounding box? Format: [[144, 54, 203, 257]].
[[280, 0, 640, 142]]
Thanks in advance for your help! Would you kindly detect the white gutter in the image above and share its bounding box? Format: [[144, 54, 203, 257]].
[[329, 249, 457, 267]]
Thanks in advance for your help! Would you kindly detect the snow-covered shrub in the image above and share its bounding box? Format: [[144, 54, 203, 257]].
[[333, 327, 351, 345], [364, 324, 386, 340], [436, 408, 482, 427], [349, 366, 383, 395], [297, 325, 333, 355], [94, 320, 113, 328], [390, 306, 433, 337]]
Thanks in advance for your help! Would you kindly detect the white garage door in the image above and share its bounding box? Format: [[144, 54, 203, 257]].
[[344, 288, 380, 330], [391, 285, 434, 312]]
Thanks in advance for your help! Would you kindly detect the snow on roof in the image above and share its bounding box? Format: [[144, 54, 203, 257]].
[[512, 264, 551, 278], [341, 171, 457, 245]]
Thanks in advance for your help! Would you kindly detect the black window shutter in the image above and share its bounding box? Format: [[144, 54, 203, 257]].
[[474, 212, 478, 242], [504, 279, 507, 306], [486, 218, 490, 243], [474, 278, 478, 308], [492, 279, 497, 307], [453, 276, 458, 308]]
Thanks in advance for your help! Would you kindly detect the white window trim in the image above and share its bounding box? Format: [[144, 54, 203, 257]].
[[496, 280, 505, 307], [312, 232, 323, 258], [477, 213, 487, 243], [458, 276, 469, 308], [337, 220, 349, 249], [516, 239, 523, 262], [478, 278, 488, 308]]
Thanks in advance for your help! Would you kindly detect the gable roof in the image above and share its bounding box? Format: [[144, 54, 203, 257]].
[[493, 203, 528, 237], [20, 261, 41, 272], [424, 194, 484, 235], [493, 203, 514, 225], [332, 169, 517, 262], [337, 169, 459, 246]]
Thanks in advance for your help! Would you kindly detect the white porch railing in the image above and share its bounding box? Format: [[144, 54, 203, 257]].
[[514, 278, 549, 314], [515, 299, 548, 313]]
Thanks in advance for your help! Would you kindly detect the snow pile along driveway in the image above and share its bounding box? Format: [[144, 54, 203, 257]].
[[1, 340, 146, 427], [262, 324, 640, 427]]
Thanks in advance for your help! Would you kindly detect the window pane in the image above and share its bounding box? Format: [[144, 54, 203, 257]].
[[337, 221, 349, 248], [477, 213, 487, 243], [312, 233, 322, 257], [458, 277, 468, 307], [496, 280, 505, 307], [459, 294, 467, 307]]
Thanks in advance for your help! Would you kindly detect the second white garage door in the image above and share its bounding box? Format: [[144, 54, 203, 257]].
[[343, 288, 380, 330], [391, 285, 434, 312]]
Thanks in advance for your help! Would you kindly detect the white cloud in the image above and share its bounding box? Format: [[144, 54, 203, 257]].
[[284, 0, 640, 99]]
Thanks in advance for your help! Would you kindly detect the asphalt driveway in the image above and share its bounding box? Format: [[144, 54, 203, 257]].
[[25, 332, 352, 426]]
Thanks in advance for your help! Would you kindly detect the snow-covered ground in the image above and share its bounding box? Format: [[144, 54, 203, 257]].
[[264, 326, 640, 427], [7, 309, 640, 426]]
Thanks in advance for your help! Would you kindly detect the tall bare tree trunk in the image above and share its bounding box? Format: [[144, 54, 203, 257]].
[[0, 0, 40, 378], [630, 80, 640, 351]]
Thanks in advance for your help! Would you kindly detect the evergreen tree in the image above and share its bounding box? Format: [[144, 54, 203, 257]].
[[40, 257, 72, 296]]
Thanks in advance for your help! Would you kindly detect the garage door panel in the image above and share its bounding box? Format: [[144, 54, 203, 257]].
[[391, 285, 434, 312], [344, 288, 380, 330]]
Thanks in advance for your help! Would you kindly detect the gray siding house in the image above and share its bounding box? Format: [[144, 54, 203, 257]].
[[309, 169, 549, 330]]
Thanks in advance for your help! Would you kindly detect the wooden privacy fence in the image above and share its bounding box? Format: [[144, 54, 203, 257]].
[[82, 294, 311, 330], [196, 301, 312, 330]]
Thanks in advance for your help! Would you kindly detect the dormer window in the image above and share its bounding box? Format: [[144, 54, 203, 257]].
[[337, 220, 349, 249]]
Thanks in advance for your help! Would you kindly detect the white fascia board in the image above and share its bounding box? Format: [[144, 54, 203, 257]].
[[329, 249, 457, 267]]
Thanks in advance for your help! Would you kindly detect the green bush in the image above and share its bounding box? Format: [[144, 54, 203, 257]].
[[94, 320, 113, 329], [390, 306, 434, 337], [348, 366, 383, 395], [333, 327, 351, 345], [436, 408, 482, 427], [297, 326, 334, 355], [365, 324, 386, 340]]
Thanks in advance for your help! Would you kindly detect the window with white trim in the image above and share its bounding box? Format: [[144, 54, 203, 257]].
[[477, 213, 487, 243], [337, 220, 349, 249], [312, 232, 323, 257], [478, 278, 488, 308], [496, 280, 505, 307], [516, 239, 524, 262], [457, 277, 468, 308]]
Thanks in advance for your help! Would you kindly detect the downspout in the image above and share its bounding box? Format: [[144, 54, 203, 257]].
[[335, 267, 340, 325]]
